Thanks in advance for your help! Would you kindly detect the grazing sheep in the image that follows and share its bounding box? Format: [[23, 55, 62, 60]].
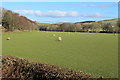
[[6, 37, 10, 40], [58, 37, 62, 41]]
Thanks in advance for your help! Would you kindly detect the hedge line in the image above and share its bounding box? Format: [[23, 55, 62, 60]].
[[1, 56, 108, 80]]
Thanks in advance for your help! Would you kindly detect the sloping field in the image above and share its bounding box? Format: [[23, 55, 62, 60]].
[[99, 18, 118, 24], [2, 31, 118, 78]]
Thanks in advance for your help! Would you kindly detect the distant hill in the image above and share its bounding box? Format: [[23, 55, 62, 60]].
[[98, 18, 118, 24], [74, 19, 118, 24], [39, 18, 119, 33], [56, 19, 118, 24], [37, 23, 50, 25], [75, 21, 96, 23]]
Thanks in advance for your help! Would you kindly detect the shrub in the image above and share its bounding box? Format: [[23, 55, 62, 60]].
[[2, 56, 92, 80]]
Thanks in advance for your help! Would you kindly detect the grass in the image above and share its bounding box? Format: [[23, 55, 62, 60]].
[[99, 18, 118, 24], [37, 23, 49, 25], [2, 31, 118, 78]]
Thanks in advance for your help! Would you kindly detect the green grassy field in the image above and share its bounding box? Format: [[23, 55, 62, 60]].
[[2, 31, 118, 78], [99, 18, 118, 24]]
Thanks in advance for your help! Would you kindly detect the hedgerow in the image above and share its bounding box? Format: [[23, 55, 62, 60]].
[[1, 56, 107, 80]]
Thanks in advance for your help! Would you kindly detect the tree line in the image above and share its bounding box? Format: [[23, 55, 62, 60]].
[[39, 21, 120, 33], [2, 9, 38, 32]]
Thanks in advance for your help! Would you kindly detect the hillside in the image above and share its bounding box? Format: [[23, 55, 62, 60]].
[[37, 23, 50, 25], [98, 18, 118, 24], [39, 18, 119, 33]]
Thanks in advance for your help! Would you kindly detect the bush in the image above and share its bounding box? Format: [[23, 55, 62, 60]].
[[2, 56, 93, 80]]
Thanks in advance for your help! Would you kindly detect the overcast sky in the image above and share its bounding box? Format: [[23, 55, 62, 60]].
[[2, 2, 118, 23]]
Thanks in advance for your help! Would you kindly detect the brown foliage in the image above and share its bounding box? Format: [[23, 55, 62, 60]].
[[2, 56, 92, 80], [2, 9, 38, 31]]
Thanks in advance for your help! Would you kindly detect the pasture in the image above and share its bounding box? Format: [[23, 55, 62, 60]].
[[2, 31, 118, 78]]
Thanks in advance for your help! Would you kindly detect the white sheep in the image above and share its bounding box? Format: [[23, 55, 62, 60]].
[[6, 37, 10, 40], [58, 37, 62, 41], [53, 34, 56, 36]]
